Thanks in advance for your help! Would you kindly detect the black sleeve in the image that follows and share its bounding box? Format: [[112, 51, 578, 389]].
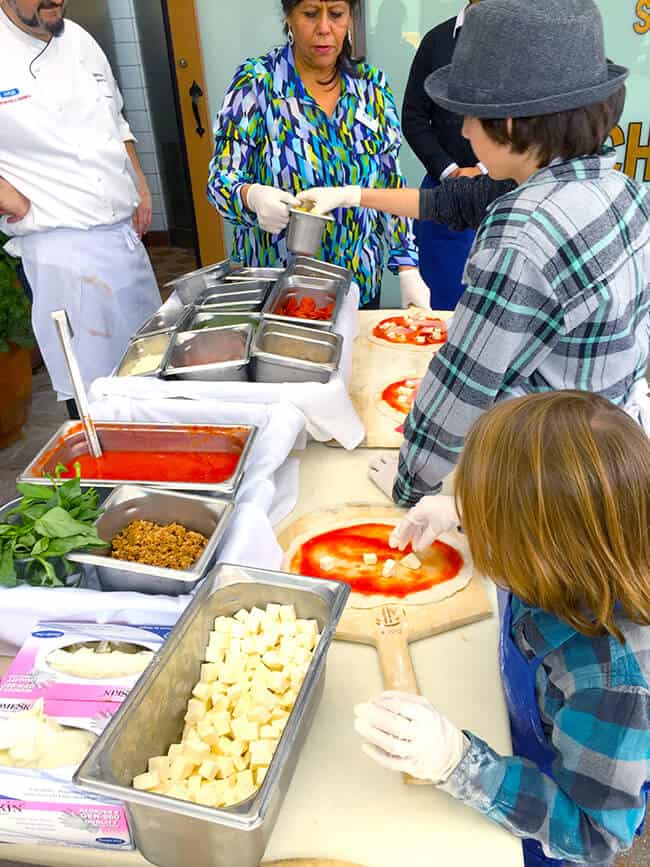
[[402, 30, 455, 179], [419, 176, 517, 231]]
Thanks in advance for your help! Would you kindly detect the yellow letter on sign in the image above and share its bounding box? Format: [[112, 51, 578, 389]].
[[634, 0, 650, 34]]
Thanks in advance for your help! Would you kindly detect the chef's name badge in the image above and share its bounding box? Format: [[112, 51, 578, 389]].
[[0, 88, 30, 105], [355, 108, 379, 133]]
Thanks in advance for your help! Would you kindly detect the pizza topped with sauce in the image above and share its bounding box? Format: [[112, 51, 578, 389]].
[[372, 313, 448, 347], [381, 378, 421, 416], [288, 522, 463, 598]]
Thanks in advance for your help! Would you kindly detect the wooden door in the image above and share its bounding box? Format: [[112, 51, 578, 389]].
[[164, 0, 226, 266]]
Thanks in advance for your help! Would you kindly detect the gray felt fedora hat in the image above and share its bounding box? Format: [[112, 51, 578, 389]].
[[424, 0, 629, 118]]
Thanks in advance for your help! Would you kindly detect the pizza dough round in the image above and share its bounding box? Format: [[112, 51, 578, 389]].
[[278, 504, 472, 609]]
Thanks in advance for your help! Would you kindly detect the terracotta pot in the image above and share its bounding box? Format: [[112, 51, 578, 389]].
[[0, 342, 32, 449]]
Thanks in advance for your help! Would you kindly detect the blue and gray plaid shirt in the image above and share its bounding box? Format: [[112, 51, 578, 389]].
[[443, 598, 650, 865], [394, 150, 650, 506]]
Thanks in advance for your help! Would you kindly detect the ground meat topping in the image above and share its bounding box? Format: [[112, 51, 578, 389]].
[[110, 520, 208, 570]]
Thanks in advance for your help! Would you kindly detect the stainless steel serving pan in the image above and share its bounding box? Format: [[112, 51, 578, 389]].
[[262, 275, 344, 330], [164, 260, 232, 305], [161, 325, 253, 382], [184, 311, 261, 333], [252, 320, 342, 384], [18, 421, 257, 499], [114, 332, 173, 378], [134, 305, 194, 339], [286, 255, 352, 292], [68, 485, 234, 595], [74, 564, 349, 867], [201, 278, 273, 297], [224, 267, 283, 282], [197, 285, 270, 313]]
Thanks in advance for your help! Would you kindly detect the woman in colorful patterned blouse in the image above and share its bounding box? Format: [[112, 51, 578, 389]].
[[207, 0, 429, 309]]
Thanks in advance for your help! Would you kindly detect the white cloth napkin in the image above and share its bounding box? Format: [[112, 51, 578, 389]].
[[88, 284, 364, 449]]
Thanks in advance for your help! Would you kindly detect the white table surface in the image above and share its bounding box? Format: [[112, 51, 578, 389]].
[[0, 444, 522, 867]]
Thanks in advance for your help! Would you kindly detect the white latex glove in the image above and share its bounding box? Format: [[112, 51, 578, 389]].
[[389, 495, 460, 552], [246, 184, 299, 234], [295, 185, 361, 216], [368, 453, 398, 499], [354, 691, 469, 784], [399, 269, 431, 309]]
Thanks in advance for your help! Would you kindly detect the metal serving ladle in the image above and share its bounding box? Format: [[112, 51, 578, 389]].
[[51, 309, 103, 459]]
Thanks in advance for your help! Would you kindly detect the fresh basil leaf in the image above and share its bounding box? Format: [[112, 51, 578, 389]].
[[16, 482, 52, 500], [0, 544, 16, 585], [31, 538, 50, 556], [33, 507, 95, 540], [43, 534, 104, 557]]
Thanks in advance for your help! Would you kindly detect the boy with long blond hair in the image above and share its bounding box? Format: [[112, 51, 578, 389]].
[[355, 392, 650, 867]]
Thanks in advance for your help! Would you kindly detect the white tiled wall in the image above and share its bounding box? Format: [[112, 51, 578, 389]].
[[106, 0, 168, 233]]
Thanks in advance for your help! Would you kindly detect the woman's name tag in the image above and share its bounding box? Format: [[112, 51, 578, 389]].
[[355, 107, 379, 133]]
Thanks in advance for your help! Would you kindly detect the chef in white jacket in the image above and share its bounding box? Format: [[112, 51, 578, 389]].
[[0, 0, 160, 408]]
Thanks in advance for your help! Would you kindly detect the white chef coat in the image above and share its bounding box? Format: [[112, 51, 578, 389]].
[[0, 11, 140, 235], [0, 12, 161, 400]]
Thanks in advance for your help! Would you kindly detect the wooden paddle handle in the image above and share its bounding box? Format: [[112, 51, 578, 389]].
[[375, 625, 418, 694], [374, 623, 430, 787]]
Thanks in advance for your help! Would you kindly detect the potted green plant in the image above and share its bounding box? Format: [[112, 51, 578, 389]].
[[0, 234, 35, 449]]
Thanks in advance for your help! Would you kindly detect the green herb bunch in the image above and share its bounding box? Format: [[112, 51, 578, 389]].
[[0, 234, 34, 353], [0, 465, 105, 587]]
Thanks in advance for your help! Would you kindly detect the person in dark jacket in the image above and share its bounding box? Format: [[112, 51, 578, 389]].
[[402, 2, 512, 309]]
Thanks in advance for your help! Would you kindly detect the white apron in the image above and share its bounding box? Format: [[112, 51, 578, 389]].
[[6, 221, 160, 400]]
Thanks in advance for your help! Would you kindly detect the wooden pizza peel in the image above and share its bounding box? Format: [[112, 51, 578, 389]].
[[345, 309, 452, 449], [277, 503, 493, 785]]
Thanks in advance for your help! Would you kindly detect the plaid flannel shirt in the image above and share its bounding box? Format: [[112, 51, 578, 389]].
[[394, 150, 650, 506], [442, 598, 650, 865]]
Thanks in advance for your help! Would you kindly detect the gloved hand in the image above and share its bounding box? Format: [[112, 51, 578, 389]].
[[399, 269, 431, 309], [368, 453, 398, 499], [354, 691, 469, 784], [295, 185, 361, 216], [246, 184, 299, 234], [389, 495, 460, 552]]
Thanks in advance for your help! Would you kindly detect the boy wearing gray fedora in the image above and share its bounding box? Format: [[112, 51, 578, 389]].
[[298, 1, 650, 865], [298, 0, 650, 493]]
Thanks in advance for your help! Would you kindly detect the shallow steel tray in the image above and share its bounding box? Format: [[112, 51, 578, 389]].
[[134, 305, 194, 339], [252, 320, 342, 384], [114, 332, 173, 378], [68, 485, 234, 595], [184, 311, 261, 333], [161, 325, 253, 382], [261, 275, 344, 330], [18, 421, 257, 499], [74, 564, 349, 867], [286, 256, 352, 293], [164, 260, 232, 305]]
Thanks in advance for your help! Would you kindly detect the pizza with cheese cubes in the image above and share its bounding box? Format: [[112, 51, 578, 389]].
[[369, 312, 448, 349], [279, 504, 472, 608], [131, 603, 320, 809]]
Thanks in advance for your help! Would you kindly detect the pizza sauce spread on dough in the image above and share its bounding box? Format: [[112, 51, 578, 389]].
[[382, 378, 421, 415], [372, 315, 447, 346], [59, 451, 239, 483], [289, 523, 462, 597]]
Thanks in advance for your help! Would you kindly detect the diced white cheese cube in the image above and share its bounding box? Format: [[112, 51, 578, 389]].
[[401, 553, 422, 570], [249, 739, 275, 768], [363, 552, 378, 566], [133, 771, 159, 791], [319, 555, 336, 572], [148, 755, 170, 780], [279, 604, 296, 623], [192, 681, 212, 702], [231, 717, 259, 742], [213, 616, 234, 634], [382, 558, 396, 578]]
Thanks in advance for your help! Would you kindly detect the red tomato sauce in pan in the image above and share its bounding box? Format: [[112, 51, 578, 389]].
[[290, 522, 462, 597], [59, 450, 239, 483]]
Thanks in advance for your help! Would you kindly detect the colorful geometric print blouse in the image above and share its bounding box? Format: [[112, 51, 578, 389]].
[[207, 43, 418, 307]]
